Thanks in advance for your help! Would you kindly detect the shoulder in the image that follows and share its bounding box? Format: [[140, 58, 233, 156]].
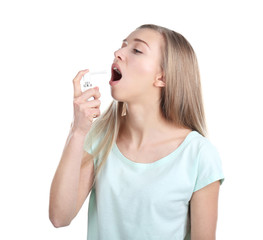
[[186, 131, 223, 169], [191, 132, 221, 163], [187, 131, 224, 192], [185, 131, 219, 154]]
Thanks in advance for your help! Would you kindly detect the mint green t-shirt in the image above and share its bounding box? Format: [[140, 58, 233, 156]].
[[84, 131, 224, 240]]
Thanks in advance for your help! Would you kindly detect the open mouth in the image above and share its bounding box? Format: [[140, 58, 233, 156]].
[[111, 65, 122, 81]]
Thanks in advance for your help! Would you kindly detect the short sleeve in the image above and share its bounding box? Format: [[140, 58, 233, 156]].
[[193, 140, 225, 192]]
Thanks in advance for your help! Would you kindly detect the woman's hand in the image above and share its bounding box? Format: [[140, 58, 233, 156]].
[[71, 69, 101, 135]]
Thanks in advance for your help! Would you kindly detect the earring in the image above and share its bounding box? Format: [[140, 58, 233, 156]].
[[121, 102, 127, 116]]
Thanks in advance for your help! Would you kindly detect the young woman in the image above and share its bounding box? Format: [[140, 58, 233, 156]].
[[49, 24, 224, 240]]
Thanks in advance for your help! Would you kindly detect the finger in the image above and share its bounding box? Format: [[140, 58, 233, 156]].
[[81, 99, 101, 108], [80, 87, 101, 101], [73, 69, 89, 98], [93, 87, 101, 100], [91, 108, 101, 118], [92, 108, 101, 118]]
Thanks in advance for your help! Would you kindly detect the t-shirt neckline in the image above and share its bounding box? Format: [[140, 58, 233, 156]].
[[113, 130, 198, 167]]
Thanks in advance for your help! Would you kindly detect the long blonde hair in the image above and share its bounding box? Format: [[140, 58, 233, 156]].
[[85, 24, 207, 184]]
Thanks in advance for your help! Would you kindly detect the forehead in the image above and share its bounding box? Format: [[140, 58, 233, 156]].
[[125, 28, 164, 50]]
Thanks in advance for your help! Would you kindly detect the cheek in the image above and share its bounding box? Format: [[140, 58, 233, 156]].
[[130, 59, 157, 79]]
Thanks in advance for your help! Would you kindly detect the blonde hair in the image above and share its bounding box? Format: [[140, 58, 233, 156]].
[[85, 24, 207, 185]]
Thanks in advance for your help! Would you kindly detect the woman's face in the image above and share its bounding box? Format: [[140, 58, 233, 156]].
[[110, 28, 165, 103]]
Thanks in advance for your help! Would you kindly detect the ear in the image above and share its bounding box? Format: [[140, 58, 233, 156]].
[[153, 72, 165, 87]]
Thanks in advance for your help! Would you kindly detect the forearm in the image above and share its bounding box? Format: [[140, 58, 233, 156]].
[[49, 128, 87, 227], [49, 70, 101, 227]]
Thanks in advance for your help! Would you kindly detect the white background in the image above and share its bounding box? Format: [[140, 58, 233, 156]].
[[0, 0, 262, 239]]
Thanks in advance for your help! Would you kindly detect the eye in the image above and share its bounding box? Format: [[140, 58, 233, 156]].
[[133, 49, 143, 54]]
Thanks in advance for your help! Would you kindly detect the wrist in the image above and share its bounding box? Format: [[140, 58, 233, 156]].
[[70, 126, 89, 138]]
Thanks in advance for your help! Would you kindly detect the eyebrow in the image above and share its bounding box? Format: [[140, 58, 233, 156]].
[[123, 38, 150, 49]]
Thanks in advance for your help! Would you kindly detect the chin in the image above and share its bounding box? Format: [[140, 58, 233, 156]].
[[110, 89, 127, 102]]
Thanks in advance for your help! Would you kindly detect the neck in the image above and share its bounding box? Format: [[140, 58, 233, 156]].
[[118, 102, 175, 148]]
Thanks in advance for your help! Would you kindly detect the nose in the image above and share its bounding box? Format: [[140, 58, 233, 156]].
[[114, 48, 124, 61]]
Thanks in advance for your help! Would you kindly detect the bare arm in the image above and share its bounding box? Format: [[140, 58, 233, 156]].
[[49, 129, 94, 228], [49, 70, 101, 228], [190, 181, 220, 240]]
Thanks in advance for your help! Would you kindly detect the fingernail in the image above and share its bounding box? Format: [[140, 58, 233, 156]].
[[94, 87, 99, 90]]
